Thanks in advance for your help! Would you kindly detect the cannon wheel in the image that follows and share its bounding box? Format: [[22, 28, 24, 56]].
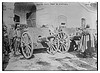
[[21, 32, 33, 59], [57, 32, 70, 53], [47, 38, 58, 55]]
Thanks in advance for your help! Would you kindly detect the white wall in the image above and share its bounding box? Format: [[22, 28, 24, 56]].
[[3, 2, 97, 29], [3, 2, 15, 27], [36, 2, 97, 29]]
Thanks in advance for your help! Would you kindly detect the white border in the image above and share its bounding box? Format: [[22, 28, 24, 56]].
[[0, 0, 99, 73]]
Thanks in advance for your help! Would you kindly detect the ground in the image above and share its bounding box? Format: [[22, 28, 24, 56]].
[[5, 48, 97, 71]]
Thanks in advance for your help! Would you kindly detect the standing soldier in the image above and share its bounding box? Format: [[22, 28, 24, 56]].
[[8, 25, 15, 53], [80, 18, 87, 53], [79, 18, 95, 58], [13, 23, 21, 55]]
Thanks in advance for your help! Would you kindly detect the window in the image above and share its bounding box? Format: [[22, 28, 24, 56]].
[[61, 23, 65, 25], [26, 12, 32, 19], [14, 15, 20, 22]]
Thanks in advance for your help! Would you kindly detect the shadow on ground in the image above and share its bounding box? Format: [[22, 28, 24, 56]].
[[33, 48, 47, 54], [20, 48, 47, 60]]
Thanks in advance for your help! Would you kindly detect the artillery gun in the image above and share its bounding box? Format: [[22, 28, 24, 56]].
[[20, 25, 82, 59]]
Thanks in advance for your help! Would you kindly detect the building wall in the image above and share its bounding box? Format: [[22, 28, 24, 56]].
[[36, 2, 97, 29], [14, 3, 36, 27], [3, 2, 15, 28], [27, 12, 36, 27], [14, 9, 27, 24], [3, 2, 97, 29]]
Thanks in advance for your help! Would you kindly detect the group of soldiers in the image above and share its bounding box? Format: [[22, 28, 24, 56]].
[[3, 23, 21, 58]]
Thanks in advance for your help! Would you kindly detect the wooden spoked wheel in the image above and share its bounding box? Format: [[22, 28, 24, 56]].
[[21, 33, 33, 59], [57, 32, 70, 53], [47, 38, 58, 55]]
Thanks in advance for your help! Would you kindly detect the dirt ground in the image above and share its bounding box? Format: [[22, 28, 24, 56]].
[[4, 48, 97, 71]]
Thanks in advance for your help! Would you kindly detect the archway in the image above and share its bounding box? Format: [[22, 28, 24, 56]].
[[14, 2, 36, 27]]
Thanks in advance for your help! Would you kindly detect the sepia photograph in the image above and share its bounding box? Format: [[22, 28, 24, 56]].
[[2, 2, 98, 71]]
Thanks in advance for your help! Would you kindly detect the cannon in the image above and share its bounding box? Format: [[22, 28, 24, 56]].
[[20, 25, 75, 59], [17, 23, 96, 59]]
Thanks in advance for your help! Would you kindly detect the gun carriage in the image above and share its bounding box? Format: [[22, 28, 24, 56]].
[[20, 25, 82, 59]]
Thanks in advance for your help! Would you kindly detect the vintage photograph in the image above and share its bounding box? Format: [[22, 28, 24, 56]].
[[2, 2, 97, 71]]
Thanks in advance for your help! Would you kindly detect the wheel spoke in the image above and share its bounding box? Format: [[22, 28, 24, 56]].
[[47, 43, 57, 55], [62, 44, 66, 51], [27, 47, 31, 57], [58, 44, 62, 52], [61, 32, 64, 39], [50, 45, 54, 54], [57, 32, 70, 53], [58, 43, 66, 53], [62, 44, 64, 52]]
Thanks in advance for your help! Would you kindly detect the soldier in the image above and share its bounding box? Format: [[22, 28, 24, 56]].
[[13, 23, 21, 55], [79, 18, 95, 58]]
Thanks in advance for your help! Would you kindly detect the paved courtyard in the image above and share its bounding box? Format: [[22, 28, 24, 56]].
[[5, 48, 97, 71]]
